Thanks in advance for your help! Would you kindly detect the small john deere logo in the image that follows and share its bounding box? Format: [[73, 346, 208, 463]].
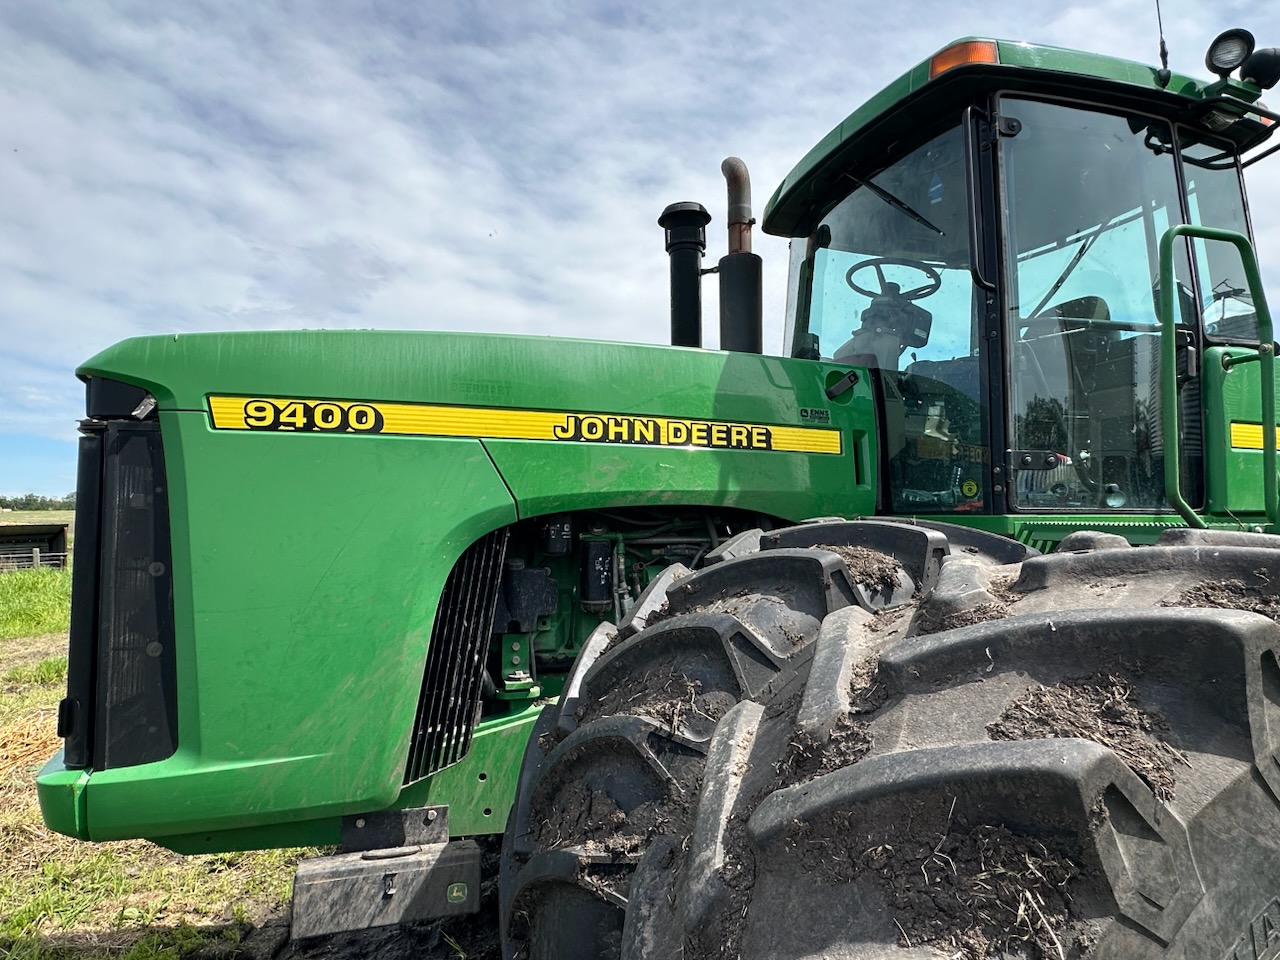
[[961, 479, 980, 499], [446, 882, 469, 904]]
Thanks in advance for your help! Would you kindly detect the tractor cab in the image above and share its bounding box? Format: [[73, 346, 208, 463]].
[[771, 36, 1279, 526]]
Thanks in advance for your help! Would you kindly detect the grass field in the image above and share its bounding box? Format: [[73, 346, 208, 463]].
[[1, 570, 72, 642], [0, 569, 304, 960], [0, 523, 490, 960], [1, 511, 75, 531]]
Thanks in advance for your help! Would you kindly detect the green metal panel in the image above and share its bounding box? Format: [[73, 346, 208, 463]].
[[72, 410, 517, 841], [147, 706, 545, 851], [910, 513, 1188, 552], [37, 331, 877, 845], [154, 816, 342, 855], [484, 353, 876, 520], [994, 41, 1203, 94], [401, 703, 544, 837], [73, 330, 855, 418], [1205, 345, 1280, 517], [35, 755, 89, 840]]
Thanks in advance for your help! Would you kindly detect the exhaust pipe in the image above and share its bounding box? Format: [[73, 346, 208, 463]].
[[718, 158, 763, 354], [658, 201, 711, 348]]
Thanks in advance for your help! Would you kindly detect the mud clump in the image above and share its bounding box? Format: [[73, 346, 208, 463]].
[[775, 658, 885, 789], [534, 686, 709, 855], [1166, 573, 1280, 621], [576, 662, 735, 741], [775, 716, 873, 789], [849, 654, 889, 714], [597, 627, 624, 653], [917, 601, 1010, 636], [817, 544, 902, 591], [537, 729, 563, 753], [640, 600, 673, 630], [532, 768, 700, 857], [532, 783, 627, 851], [988, 575, 1024, 605], [786, 804, 1082, 960], [683, 810, 758, 960], [989, 674, 1183, 801], [871, 824, 1079, 960]]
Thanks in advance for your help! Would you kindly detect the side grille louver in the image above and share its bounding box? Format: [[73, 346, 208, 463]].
[[403, 528, 509, 784]]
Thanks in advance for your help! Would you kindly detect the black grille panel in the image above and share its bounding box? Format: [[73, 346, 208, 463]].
[[61, 414, 178, 770], [403, 528, 509, 783], [61, 429, 105, 767], [95, 422, 178, 768]]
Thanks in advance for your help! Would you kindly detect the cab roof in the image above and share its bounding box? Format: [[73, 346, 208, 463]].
[[762, 37, 1270, 237]]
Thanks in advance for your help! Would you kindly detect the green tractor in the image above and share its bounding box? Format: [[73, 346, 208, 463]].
[[36, 27, 1280, 959]]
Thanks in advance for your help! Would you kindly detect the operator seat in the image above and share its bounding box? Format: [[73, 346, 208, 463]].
[[903, 357, 981, 401]]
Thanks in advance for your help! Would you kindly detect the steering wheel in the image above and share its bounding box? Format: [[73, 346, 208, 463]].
[[845, 257, 942, 301]]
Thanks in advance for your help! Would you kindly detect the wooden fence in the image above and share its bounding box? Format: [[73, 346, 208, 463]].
[[0, 523, 70, 572], [0, 549, 70, 571]]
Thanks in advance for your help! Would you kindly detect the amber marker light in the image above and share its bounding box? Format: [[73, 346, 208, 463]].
[[929, 40, 1000, 79]]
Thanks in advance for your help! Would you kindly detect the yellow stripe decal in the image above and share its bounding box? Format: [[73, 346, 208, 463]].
[[1230, 421, 1280, 450], [207, 396, 843, 455]]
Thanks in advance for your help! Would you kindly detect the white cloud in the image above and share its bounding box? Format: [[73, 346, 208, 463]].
[[1, 0, 1279, 494]]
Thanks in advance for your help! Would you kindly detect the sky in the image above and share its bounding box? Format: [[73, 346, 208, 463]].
[[2, 0, 1279, 496]]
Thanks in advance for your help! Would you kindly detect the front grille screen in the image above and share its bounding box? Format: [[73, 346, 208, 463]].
[[403, 528, 508, 783], [93, 422, 178, 768]]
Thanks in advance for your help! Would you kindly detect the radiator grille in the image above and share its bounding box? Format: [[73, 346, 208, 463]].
[[95, 422, 178, 769], [61, 417, 178, 771], [403, 528, 509, 783]]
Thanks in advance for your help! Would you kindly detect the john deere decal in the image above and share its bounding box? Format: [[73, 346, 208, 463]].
[[207, 396, 842, 455]]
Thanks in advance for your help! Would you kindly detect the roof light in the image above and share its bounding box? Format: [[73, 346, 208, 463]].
[[929, 40, 999, 80], [1242, 48, 1280, 90], [1206, 28, 1256, 78]]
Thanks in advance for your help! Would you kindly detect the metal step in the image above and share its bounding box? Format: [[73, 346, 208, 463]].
[[290, 806, 480, 940]]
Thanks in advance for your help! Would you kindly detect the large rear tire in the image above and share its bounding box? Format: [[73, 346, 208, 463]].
[[501, 523, 1280, 959]]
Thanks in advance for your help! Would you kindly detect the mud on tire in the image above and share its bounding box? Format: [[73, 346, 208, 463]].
[[501, 522, 1280, 959]]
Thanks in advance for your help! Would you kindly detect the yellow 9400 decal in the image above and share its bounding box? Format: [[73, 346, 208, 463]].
[[207, 396, 842, 455]]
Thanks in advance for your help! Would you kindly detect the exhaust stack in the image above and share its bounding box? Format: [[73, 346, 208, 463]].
[[658, 202, 711, 348], [718, 158, 763, 354]]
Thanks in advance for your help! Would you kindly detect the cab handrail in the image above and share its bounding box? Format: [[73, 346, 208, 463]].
[[1158, 223, 1277, 528]]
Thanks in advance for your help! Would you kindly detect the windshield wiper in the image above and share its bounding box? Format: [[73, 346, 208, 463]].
[[844, 173, 945, 236], [1027, 212, 1128, 318], [1029, 232, 1100, 318]]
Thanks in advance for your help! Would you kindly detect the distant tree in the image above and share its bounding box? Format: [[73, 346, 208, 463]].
[[0, 492, 76, 510]]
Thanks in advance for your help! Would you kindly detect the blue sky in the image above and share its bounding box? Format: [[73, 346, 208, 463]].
[[3, 0, 1279, 495]]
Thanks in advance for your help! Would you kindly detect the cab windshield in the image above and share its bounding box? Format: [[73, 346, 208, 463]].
[[1001, 97, 1251, 512]]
